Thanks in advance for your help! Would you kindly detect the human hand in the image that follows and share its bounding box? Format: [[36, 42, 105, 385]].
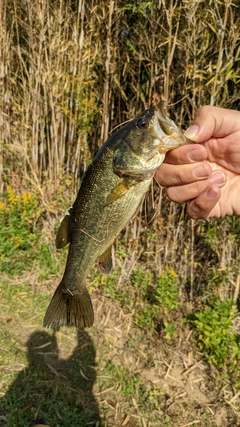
[[155, 106, 240, 219]]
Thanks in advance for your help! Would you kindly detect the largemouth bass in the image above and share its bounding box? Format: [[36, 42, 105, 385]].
[[44, 103, 189, 329]]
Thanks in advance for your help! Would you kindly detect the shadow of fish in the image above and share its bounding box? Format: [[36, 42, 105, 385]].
[[44, 103, 190, 329]]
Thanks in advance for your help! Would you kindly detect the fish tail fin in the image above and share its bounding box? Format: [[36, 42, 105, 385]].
[[43, 285, 94, 329]]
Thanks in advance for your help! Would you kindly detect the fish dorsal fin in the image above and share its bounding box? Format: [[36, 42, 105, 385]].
[[106, 178, 135, 205], [55, 208, 73, 249], [98, 245, 113, 275]]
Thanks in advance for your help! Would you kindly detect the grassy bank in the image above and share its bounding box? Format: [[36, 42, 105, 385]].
[[0, 189, 240, 426]]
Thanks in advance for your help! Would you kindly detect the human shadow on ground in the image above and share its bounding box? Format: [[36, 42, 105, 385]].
[[0, 329, 101, 427]]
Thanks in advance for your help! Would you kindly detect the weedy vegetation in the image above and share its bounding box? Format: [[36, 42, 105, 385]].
[[187, 299, 240, 380], [0, 0, 240, 426]]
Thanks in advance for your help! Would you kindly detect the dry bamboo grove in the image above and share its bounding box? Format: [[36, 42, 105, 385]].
[[1, 0, 239, 189]]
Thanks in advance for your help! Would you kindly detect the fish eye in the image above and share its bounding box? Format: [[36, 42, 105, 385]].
[[136, 118, 147, 129]]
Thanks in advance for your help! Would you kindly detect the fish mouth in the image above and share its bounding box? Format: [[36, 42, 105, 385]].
[[154, 103, 192, 152]]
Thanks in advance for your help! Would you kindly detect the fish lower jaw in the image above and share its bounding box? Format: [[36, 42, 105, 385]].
[[158, 140, 185, 153]]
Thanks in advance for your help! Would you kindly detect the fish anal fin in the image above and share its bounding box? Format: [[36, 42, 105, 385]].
[[56, 214, 71, 249], [98, 245, 113, 274], [106, 178, 135, 205], [43, 286, 94, 329]]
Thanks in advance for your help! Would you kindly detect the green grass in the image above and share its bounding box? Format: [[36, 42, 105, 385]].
[[103, 361, 150, 407]]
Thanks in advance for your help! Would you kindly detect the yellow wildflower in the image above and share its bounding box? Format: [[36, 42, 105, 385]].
[[22, 192, 28, 204], [7, 186, 17, 205]]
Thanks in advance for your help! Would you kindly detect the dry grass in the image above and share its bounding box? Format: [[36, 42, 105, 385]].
[[1, 0, 240, 188]]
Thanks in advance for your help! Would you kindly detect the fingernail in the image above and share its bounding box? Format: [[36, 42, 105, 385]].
[[193, 164, 211, 178], [188, 148, 205, 162], [206, 186, 219, 200], [210, 171, 226, 186], [184, 125, 199, 139]]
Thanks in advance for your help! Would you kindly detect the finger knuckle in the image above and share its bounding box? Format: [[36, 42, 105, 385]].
[[188, 199, 209, 219], [198, 105, 211, 115]]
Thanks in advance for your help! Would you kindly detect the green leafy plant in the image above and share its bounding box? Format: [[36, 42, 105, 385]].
[[135, 305, 157, 330], [155, 269, 179, 313], [0, 187, 62, 278], [163, 321, 177, 340], [130, 265, 154, 292], [0, 187, 41, 275], [187, 300, 240, 373]]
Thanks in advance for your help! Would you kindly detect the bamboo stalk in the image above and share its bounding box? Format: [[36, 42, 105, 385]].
[[0, 0, 6, 193], [210, 0, 230, 105], [101, 0, 114, 146]]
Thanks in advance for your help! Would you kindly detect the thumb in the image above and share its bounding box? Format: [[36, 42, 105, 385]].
[[184, 106, 239, 143]]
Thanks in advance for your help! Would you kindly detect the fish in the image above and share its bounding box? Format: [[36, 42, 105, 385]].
[[43, 102, 190, 329]]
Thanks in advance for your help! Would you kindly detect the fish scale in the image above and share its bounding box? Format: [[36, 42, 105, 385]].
[[66, 149, 152, 283]]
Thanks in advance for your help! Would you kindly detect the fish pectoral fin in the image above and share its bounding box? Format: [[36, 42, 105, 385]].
[[98, 245, 113, 274], [106, 178, 135, 205], [43, 286, 94, 329], [56, 214, 71, 249]]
